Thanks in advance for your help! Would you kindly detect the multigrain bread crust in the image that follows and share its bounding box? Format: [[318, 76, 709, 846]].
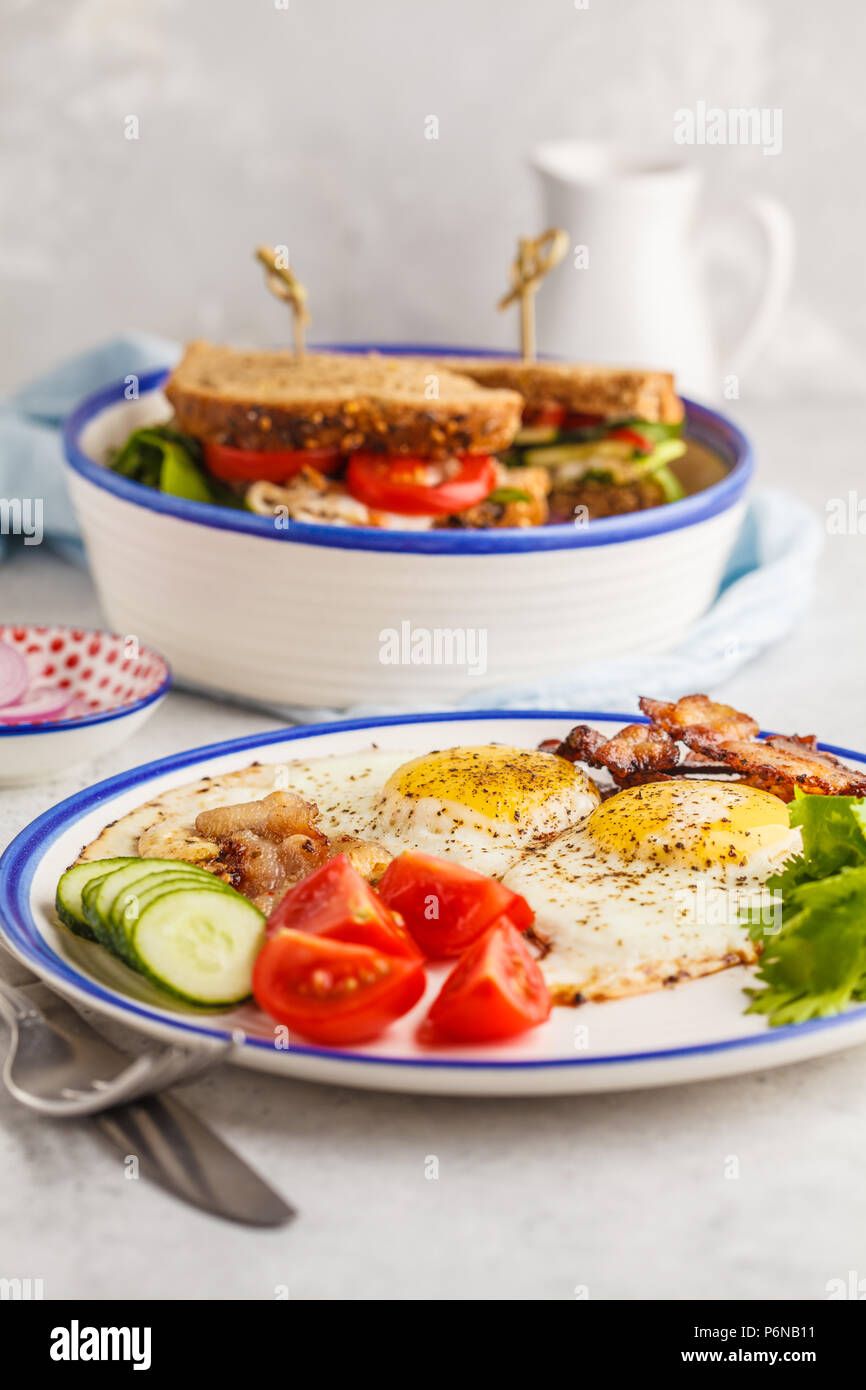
[[435, 357, 684, 425], [164, 342, 524, 456]]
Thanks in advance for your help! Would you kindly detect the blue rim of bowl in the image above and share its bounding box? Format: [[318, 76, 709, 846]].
[[2, 709, 866, 1073], [62, 345, 754, 556], [0, 628, 171, 737]]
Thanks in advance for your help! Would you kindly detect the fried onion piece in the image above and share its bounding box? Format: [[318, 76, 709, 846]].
[[219, 826, 331, 903], [195, 789, 322, 840], [682, 731, 866, 802], [195, 791, 332, 906], [549, 722, 679, 786], [639, 693, 759, 742], [194, 789, 395, 911], [326, 835, 392, 884]]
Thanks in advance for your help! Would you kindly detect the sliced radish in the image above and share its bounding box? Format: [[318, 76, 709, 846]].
[[0, 641, 30, 708], [0, 685, 74, 724], [59, 696, 93, 718]]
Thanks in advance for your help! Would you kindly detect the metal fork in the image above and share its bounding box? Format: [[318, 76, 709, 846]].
[[0, 956, 294, 1225], [0, 973, 233, 1118]]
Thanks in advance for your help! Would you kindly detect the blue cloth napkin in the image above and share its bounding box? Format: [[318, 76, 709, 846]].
[[2, 339, 822, 719], [0, 335, 179, 559]]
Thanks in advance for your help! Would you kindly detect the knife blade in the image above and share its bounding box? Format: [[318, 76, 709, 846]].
[[0, 944, 295, 1227]]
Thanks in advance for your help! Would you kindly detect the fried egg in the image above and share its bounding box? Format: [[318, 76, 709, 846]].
[[82, 745, 599, 880], [367, 744, 601, 876], [501, 779, 802, 1003]]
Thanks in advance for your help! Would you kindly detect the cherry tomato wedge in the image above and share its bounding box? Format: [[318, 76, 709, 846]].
[[377, 851, 533, 958], [253, 929, 426, 1045], [203, 442, 342, 483], [426, 919, 551, 1043], [607, 427, 653, 454], [266, 855, 420, 959], [346, 453, 497, 516]]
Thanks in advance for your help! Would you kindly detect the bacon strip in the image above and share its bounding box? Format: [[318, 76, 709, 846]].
[[544, 694, 866, 801], [639, 693, 759, 742], [550, 722, 679, 786], [682, 730, 866, 802]]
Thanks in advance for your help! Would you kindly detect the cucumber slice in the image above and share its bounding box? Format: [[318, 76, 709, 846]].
[[514, 424, 559, 446], [125, 887, 266, 1006], [81, 860, 226, 959], [523, 439, 635, 469], [56, 858, 140, 941], [632, 438, 687, 477], [621, 419, 683, 443], [111, 872, 232, 962], [653, 462, 686, 503], [81, 874, 125, 951]]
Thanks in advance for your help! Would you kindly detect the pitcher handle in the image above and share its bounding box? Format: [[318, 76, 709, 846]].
[[723, 195, 796, 380]]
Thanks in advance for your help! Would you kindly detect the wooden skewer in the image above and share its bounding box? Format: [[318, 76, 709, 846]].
[[498, 228, 569, 362], [256, 245, 311, 358]]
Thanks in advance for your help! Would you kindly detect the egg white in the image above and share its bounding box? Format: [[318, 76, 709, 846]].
[[502, 781, 802, 1004]]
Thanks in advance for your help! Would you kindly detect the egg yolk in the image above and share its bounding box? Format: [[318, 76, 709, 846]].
[[586, 779, 791, 871], [381, 745, 596, 826]]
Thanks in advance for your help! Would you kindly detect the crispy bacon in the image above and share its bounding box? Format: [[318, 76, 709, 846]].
[[682, 730, 866, 802], [764, 733, 841, 764], [639, 694, 759, 742], [679, 746, 731, 772], [544, 694, 866, 802], [550, 722, 679, 787]]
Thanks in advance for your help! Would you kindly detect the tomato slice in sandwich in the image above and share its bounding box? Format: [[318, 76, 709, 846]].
[[426, 919, 551, 1043], [203, 442, 342, 483], [606, 426, 653, 454], [266, 855, 420, 959], [346, 453, 497, 516], [377, 851, 533, 957], [253, 929, 426, 1045]]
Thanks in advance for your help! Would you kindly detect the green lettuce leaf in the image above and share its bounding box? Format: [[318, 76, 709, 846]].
[[110, 426, 240, 508], [745, 793, 866, 1025]]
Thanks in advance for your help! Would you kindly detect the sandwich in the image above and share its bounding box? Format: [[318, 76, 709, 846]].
[[111, 342, 530, 528], [437, 358, 687, 522], [108, 343, 688, 529]]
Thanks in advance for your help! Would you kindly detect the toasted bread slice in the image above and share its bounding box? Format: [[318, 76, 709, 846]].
[[435, 358, 683, 424], [164, 342, 523, 456]]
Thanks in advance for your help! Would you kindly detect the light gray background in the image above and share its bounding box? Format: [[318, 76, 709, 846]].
[[2, 0, 864, 397], [2, 0, 866, 1303]]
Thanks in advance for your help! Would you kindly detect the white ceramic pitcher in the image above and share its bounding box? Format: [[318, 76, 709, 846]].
[[530, 140, 795, 402]]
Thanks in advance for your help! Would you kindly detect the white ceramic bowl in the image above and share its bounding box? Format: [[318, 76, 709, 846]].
[[63, 346, 752, 711], [0, 625, 170, 785]]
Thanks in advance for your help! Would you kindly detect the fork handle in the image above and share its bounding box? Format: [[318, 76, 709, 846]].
[[0, 975, 39, 1025], [0, 975, 232, 1117]]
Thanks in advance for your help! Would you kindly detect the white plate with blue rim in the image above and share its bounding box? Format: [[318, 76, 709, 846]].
[[3, 711, 866, 1097]]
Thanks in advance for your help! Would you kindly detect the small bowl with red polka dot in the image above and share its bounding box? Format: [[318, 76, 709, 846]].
[[0, 625, 171, 786]]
